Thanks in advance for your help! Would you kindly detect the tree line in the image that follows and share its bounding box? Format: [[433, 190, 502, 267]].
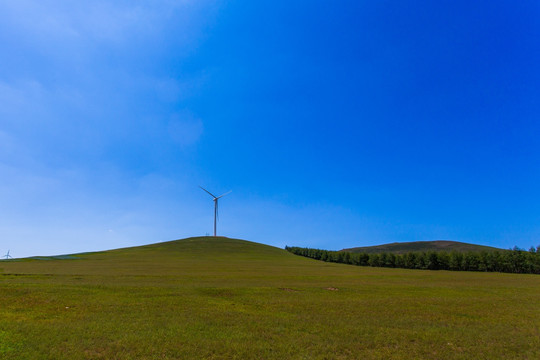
[[285, 246, 540, 274]]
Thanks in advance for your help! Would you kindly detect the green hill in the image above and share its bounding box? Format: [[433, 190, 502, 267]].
[[342, 240, 502, 254], [1, 236, 539, 359], [9, 236, 297, 277]]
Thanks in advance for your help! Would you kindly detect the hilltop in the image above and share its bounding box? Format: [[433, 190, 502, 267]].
[[342, 240, 502, 254]]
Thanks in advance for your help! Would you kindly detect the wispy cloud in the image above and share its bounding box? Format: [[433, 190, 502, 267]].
[[0, 0, 214, 162]]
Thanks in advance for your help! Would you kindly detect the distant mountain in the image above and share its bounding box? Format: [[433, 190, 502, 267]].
[[342, 240, 503, 254]]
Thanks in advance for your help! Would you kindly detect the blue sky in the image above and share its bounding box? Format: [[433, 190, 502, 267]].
[[1, 0, 539, 258]]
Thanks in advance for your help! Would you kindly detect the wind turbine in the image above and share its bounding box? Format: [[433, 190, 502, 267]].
[[3, 250, 12, 260], [199, 186, 231, 237]]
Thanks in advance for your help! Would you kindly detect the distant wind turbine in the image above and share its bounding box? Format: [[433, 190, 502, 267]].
[[199, 186, 231, 237], [3, 250, 12, 260]]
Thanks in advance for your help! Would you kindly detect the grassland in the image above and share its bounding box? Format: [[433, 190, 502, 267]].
[[342, 240, 502, 254], [1, 237, 539, 359]]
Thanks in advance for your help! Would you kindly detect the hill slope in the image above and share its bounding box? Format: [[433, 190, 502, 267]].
[[5, 236, 301, 276], [342, 240, 502, 254]]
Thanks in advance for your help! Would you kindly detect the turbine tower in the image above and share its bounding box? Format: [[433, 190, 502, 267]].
[[200, 186, 231, 237], [3, 250, 12, 260]]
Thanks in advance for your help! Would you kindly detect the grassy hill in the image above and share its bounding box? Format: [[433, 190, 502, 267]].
[[1, 236, 539, 359], [342, 240, 502, 254]]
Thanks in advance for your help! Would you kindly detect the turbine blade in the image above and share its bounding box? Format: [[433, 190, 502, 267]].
[[199, 186, 217, 198], [216, 190, 232, 199]]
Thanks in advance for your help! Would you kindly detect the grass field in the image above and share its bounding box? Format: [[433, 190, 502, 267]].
[[1, 237, 539, 359]]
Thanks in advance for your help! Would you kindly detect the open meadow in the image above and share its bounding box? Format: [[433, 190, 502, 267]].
[[1, 237, 539, 359]]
